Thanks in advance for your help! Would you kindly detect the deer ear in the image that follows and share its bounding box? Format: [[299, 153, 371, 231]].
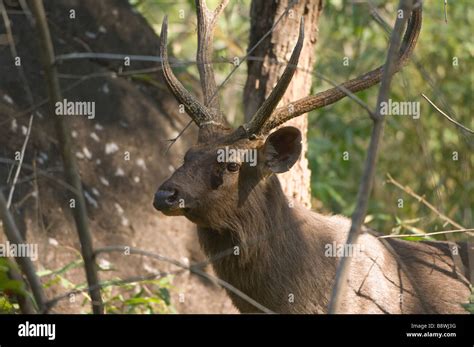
[[262, 126, 302, 173]]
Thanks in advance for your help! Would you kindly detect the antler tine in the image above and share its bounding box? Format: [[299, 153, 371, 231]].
[[260, 5, 423, 134], [243, 18, 305, 137], [196, 0, 229, 121], [159, 16, 216, 127]]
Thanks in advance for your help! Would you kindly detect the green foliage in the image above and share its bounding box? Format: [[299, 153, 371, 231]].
[[102, 277, 174, 314], [0, 258, 26, 313], [462, 288, 474, 314], [38, 256, 175, 314]]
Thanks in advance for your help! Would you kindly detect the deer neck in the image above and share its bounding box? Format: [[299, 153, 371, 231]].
[[196, 175, 335, 313], [197, 175, 293, 261]]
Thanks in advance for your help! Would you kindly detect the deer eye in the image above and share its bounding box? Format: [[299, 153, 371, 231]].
[[226, 162, 240, 172]]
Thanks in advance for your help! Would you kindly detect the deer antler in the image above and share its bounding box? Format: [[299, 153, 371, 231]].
[[160, 16, 216, 127], [245, 4, 422, 136], [196, 0, 229, 121], [159, 1, 229, 131], [243, 19, 305, 137]]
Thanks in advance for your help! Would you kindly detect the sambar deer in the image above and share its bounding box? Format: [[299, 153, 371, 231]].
[[153, 1, 471, 313]]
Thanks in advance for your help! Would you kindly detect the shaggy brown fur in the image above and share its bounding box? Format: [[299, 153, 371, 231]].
[[154, 131, 470, 313]]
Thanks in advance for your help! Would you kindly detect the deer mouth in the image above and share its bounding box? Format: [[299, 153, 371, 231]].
[[160, 208, 186, 216]]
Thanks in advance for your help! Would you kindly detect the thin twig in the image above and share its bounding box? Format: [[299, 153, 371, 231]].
[[386, 169, 474, 279], [165, 120, 193, 153], [0, 158, 79, 195], [55, 52, 167, 63], [328, 0, 414, 314], [386, 173, 467, 231], [6, 115, 33, 208], [378, 228, 474, 239], [421, 93, 474, 134], [18, 0, 34, 26]]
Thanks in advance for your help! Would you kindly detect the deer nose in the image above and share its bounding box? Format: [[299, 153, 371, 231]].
[[153, 189, 179, 211]]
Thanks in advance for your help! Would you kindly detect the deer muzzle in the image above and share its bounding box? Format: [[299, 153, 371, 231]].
[[153, 189, 180, 214]]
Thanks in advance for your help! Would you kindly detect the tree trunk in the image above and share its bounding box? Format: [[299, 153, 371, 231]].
[[244, 0, 323, 208]]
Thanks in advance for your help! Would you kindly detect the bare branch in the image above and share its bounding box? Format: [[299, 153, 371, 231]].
[[165, 120, 193, 154], [0, 190, 45, 312], [55, 52, 167, 63], [18, 0, 35, 26], [421, 93, 474, 135], [328, 0, 415, 314], [29, 0, 103, 314]]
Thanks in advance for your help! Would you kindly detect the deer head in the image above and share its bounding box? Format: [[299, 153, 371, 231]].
[[153, 1, 422, 230]]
